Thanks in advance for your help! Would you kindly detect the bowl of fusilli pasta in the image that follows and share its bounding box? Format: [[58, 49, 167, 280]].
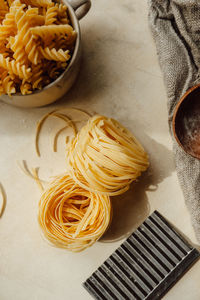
[[0, 0, 91, 107]]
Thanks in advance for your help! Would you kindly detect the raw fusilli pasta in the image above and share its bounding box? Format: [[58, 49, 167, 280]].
[[0, 0, 76, 95], [31, 24, 74, 38], [22, 0, 53, 8], [39, 47, 70, 61], [45, 5, 57, 25], [0, 0, 8, 11], [0, 54, 31, 79], [20, 80, 31, 94], [31, 63, 43, 89], [1, 69, 16, 95]]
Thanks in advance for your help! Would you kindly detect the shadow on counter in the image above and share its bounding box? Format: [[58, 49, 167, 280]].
[[100, 135, 175, 243]]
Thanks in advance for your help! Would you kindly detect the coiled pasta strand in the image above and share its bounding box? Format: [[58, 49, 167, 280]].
[[0, 54, 31, 79]]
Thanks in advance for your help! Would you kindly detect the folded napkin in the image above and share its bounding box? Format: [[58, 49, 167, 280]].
[[148, 0, 200, 242]]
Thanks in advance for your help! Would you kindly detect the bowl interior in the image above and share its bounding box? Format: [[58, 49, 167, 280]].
[[173, 85, 200, 159]]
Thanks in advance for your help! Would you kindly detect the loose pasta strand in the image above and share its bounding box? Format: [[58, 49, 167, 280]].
[[17, 160, 47, 184], [31, 167, 44, 191], [35, 109, 58, 157], [0, 182, 6, 217]]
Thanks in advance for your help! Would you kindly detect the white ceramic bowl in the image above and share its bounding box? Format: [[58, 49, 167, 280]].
[[0, 0, 91, 108]]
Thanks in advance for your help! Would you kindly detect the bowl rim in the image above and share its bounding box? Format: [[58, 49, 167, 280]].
[[5, 0, 81, 97], [172, 83, 200, 159]]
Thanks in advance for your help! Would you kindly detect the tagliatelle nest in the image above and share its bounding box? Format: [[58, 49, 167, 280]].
[[67, 115, 149, 196], [38, 173, 111, 252]]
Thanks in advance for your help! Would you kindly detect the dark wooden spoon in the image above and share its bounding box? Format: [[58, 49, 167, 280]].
[[172, 84, 200, 159]]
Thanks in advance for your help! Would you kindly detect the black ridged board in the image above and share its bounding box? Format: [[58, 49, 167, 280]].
[[83, 210, 200, 300]]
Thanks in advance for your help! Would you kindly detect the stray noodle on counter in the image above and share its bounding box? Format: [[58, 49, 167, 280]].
[[30, 110, 149, 252], [0, 183, 6, 217], [0, 0, 76, 95]]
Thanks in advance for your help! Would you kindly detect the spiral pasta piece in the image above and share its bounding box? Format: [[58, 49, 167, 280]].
[[1, 69, 15, 95], [0, 54, 31, 79], [0, 0, 8, 24], [45, 5, 57, 25], [7, 0, 15, 5], [0, 0, 8, 11], [67, 115, 149, 196], [56, 3, 67, 17], [39, 46, 70, 62], [20, 80, 31, 94], [0, 81, 3, 94], [0, 10, 16, 42], [38, 174, 111, 252], [22, 0, 53, 7], [31, 63, 43, 89], [44, 61, 60, 79], [11, 6, 39, 64], [31, 24, 74, 39], [52, 33, 76, 50]]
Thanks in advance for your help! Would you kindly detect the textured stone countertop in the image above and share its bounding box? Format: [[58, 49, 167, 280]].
[[0, 0, 199, 299]]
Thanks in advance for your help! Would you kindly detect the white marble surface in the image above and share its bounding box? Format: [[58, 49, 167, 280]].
[[0, 0, 199, 299]]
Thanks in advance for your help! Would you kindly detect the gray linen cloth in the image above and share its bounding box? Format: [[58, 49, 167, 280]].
[[149, 0, 200, 242]]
